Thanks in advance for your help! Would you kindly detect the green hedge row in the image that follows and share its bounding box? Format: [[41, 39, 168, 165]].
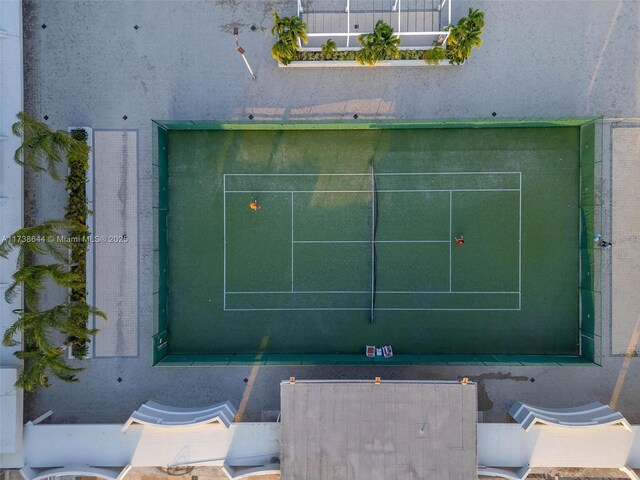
[[297, 49, 428, 62], [65, 128, 91, 358]]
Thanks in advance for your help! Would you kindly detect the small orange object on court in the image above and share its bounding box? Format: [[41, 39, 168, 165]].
[[249, 199, 261, 211]]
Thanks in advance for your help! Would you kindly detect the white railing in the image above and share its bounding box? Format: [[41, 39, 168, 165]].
[[347, 0, 351, 46], [304, 32, 448, 50], [298, 0, 451, 50]]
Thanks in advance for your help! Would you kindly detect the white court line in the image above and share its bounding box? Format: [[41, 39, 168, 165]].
[[225, 171, 522, 176], [377, 172, 520, 176], [370, 164, 376, 319], [223, 174, 227, 309], [519, 172, 522, 309], [223, 172, 524, 310], [292, 240, 450, 244], [228, 291, 370, 294], [378, 240, 449, 243], [379, 291, 519, 294], [226, 291, 519, 294], [449, 190, 453, 292], [226, 189, 521, 194], [291, 191, 294, 292], [225, 308, 371, 311], [225, 307, 521, 312], [294, 240, 370, 244], [376, 308, 520, 311]]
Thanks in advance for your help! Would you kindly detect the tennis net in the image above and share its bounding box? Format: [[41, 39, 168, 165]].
[[370, 163, 378, 322]]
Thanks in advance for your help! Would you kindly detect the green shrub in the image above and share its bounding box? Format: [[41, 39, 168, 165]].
[[356, 20, 401, 66], [294, 49, 433, 63], [64, 130, 91, 357], [423, 46, 447, 65], [271, 12, 308, 64], [445, 8, 484, 65], [70, 128, 88, 143], [272, 39, 298, 65], [321, 39, 337, 59], [400, 50, 420, 60]]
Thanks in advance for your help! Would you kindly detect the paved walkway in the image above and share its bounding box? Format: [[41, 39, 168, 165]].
[[93, 130, 139, 357], [612, 124, 640, 355]]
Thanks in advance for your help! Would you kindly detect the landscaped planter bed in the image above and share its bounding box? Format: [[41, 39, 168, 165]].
[[279, 58, 452, 67], [271, 8, 484, 68]]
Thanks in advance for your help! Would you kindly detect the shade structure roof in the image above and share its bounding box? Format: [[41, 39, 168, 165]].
[[280, 380, 477, 480]]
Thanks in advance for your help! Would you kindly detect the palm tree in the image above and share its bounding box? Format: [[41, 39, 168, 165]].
[[14, 347, 83, 392], [6, 115, 99, 389], [321, 39, 337, 59], [3, 302, 102, 357], [271, 12, 308, 64], [4, 307, 70, 355], [445, 8, 484, 65], [271, 12, 308, 46], [0, 219, 76, 266], [465, 8, 485, 32], [12, 112, 74, 181], [271, 39, 298, 65], [356, 20, 401, 66], [5, 264, 84, 311]]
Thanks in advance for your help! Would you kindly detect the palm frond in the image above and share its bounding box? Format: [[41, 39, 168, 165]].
[[13, 348, 82, 392], [356, 20, 400, 66], [0, 220, 74, 263], [7, 263, 84, 309], [443, 9, 484, 64], [11, 112, 72, 181], [423, 46, 447, 65], [321, 39, 337, 59], [271, 12, 284, 37], [272, 39, 298, 64], [271, 12, 308, 60]]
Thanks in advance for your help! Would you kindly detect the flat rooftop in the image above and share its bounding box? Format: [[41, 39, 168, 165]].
[[18, 0, 640, 428], [280, 380, 477, 480]]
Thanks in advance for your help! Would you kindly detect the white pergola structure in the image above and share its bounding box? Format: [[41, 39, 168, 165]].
[[297, 0, 452, 50]]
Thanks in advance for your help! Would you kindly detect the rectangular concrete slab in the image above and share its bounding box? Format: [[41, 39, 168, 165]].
[[280, 380, 477, 480], [93, 130, 138, 357], [612, 127, 640, 355]]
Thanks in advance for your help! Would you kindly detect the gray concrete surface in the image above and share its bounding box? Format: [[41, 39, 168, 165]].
[[611, 125, 640, 355], [93, 130, 139, 357], [19, 0, 640, 425], [280, 381, 477, 480]]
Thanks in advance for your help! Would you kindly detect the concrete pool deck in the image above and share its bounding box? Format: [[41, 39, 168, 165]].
[[18, 0, 640, 424]]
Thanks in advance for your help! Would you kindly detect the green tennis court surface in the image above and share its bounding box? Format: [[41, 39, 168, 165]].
[[156, 122, 596, 363], [224, 172, 520, 311]]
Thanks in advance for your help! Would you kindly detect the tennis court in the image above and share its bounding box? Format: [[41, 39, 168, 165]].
[[154, 121, 599, 364], [224, 171, 520, 312]]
